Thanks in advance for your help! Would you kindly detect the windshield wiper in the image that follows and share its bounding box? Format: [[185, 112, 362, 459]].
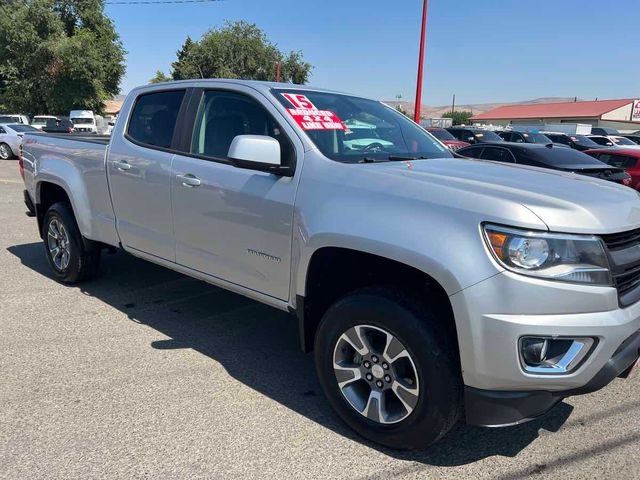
[[358, 157, 389, 163], [388, 155, 431, 161]]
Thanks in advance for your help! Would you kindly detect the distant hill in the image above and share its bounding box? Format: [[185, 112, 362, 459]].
[[385, 97, 582, 119]]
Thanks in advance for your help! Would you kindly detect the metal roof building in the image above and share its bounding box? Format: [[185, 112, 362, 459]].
[[470, 98, 640, 132]]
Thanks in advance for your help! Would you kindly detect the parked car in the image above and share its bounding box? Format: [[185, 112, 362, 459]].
[[497, 130, 557, 145], [0, 114, 30, 125], [458, 142, 631, 185], [587, 135, 640, 150], [446, 127, 504, 144], [591, 127, 620, 136], [585, 148, 640, 190], [540, 132, 605, 151], [0, 123, 39, 159], [20, 80, 640, 450], [41, 117, 75, 134], [620, 134, 640, 145], [31, 115, 60, 130], [424, 127, 470, 151]]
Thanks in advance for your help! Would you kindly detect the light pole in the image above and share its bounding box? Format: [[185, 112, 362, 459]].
[[414, 0, 428, 123]]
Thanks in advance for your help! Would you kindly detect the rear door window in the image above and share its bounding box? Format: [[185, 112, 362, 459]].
[[459, 146, 484, 158], [127, 90, 186, 149], [481, 147, 515, 163], [598, 154, 637, 168]]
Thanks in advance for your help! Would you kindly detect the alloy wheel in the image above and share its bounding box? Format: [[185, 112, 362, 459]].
[[0, 144, 9, 160], [47, 219, 71, 271], [333, 324, 420, 424]]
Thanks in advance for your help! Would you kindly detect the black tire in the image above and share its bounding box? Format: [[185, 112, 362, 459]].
[[314, 287, 462, 450], [0, 142, 13, 160], [43, 202, 101, 284]]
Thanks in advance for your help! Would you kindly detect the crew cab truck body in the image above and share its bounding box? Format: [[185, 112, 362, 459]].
[[21, 80, 640, 450]]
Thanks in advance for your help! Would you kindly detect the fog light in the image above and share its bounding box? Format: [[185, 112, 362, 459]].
[[521, 337, 549, 366], [519, 336, 595, 374]]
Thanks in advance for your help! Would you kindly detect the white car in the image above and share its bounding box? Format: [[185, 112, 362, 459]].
[[31, 115, 60, 131], [0, 123, 39, 159], [0, 114, 30, 125], [587, 135, 640, 150]]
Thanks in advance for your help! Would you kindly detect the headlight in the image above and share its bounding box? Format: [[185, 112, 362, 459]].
[[483, 224, 611, 285]]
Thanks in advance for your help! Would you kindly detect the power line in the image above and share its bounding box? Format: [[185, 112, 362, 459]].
[[105, 0, 222, 5]]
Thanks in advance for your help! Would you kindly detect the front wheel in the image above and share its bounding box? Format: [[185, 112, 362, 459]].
[[315, 287, 462, 450], [0, 143, 13, 160], [43, 202, 101, 284]]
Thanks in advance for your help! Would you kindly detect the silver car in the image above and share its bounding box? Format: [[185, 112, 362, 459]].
[[0, 123, 39, 159]]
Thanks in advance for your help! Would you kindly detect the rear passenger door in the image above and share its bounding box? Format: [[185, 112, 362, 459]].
[[107, 88, 187, 260], [170, 87, 301, 300]]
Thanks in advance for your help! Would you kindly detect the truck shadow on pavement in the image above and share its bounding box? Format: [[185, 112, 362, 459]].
[[9, 242, 575, 466]]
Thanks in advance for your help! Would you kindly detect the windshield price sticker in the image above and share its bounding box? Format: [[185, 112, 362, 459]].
[[282, 93, 346, 130]]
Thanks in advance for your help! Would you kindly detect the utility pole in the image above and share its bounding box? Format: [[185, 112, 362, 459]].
[[451, 93, 456, 114], [413, 0, 429, 123], [276, 62, 281, 82]]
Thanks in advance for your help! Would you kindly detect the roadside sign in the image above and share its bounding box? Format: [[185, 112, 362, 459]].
[[632, 100, 640, 122]]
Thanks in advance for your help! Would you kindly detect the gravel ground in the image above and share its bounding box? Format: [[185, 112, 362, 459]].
[[0, 160, 638, 479]]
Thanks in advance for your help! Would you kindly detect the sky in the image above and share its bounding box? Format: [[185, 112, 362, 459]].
[[105, 0, 640, 106]]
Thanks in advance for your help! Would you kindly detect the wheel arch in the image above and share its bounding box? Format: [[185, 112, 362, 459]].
[[296, 245, 458, 355]]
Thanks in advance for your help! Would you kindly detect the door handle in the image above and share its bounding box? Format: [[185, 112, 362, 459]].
[[112, 160, 131, 171], [176, 173, 201, 187]]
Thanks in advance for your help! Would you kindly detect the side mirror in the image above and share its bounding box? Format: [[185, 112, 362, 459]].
[[227, 135, 291, 176]]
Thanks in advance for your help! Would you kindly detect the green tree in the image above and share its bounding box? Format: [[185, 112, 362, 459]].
[[442, 110, 473, 126], [170, 21, 312, 84], [0, 0, 125, 115], [394, 104, 411, 118], [149, 70, 171, 84]]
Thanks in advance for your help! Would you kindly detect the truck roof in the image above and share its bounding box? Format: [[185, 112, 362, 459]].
[[128, 79, 352, 97]]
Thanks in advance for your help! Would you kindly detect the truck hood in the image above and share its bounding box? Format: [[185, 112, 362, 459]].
[[367, 157, 640, 234]]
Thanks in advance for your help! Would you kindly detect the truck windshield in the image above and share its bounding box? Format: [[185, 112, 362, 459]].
[[272, 88, 451, 162], [72, 118, 94, 125]]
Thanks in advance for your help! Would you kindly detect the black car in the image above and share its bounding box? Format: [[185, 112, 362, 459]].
[[585, 135, 616, 147], [41, 117, 74, 134], [457, 142, 630, 185], [621, 134, 640, 145], [591, 127, 620, 136], [540, 132, 605, 151], [497, 130, 560, 145], [445, 127, 504, 144]]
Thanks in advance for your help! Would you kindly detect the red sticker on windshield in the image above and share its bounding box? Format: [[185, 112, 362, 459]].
[[281, 93, 346, 131]]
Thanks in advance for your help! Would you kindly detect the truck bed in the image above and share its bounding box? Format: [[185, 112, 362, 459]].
[[29, 132, 111, 145], [22, 131, 119, 246]]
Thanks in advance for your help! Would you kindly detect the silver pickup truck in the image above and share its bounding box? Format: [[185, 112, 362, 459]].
[[20, 80, 640, 450]]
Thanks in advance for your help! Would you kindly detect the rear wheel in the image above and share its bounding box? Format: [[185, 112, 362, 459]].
[[0, 143, 13, 160], [43, 202, 101, 284], [315, 287, 462, 450]]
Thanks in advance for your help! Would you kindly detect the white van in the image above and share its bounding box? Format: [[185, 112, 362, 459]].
[[31, 115, 59, 130], [69, 110, 98, 134]]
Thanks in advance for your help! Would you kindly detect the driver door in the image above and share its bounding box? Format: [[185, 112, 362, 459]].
[[171, 88, 300, 300]]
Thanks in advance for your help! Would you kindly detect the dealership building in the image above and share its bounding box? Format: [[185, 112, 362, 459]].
[[471, 98, 640, 132]]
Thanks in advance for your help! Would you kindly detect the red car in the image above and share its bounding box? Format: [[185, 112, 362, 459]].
[[425, 127, 470, 151], [585, 148, 640, 189]]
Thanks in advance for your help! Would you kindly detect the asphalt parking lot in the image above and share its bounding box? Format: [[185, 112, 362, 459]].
[[0, 160, 639, 480]]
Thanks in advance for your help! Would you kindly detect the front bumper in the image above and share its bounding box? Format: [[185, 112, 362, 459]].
[[451, 270, 640, 426], [465, 329, 639, 426]]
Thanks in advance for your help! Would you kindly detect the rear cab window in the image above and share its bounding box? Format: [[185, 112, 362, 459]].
[[127, 90, 186, 149]]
